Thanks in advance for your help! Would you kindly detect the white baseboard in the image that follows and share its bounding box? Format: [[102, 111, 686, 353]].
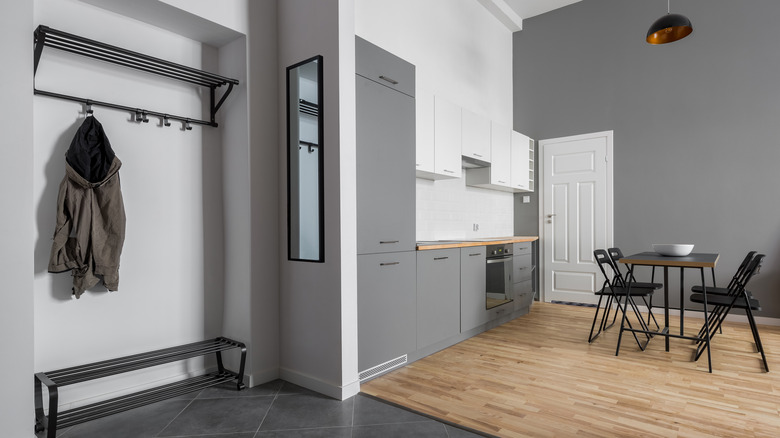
[[245, 367, 280, 388], [279, 367, 360, 400]]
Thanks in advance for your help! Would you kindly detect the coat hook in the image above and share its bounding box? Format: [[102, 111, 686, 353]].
[[141, 111, 149, 123], [184, 118, 192, 131], [163, 115, 171, 127], [135, 110, 143, 123], [85, 99, 93, 116]]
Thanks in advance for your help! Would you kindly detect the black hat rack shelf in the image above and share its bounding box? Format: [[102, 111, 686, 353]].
[[33, 24, 239, 129]]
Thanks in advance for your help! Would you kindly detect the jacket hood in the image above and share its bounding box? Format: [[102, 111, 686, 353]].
[[65, 156, 122, 189], [66, 116, 117, 183]]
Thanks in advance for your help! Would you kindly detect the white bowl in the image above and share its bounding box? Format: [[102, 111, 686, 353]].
[[653, 244, 694, 257]]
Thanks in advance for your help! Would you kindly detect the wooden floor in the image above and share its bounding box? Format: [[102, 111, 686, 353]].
[[361, 302, 780, 437]]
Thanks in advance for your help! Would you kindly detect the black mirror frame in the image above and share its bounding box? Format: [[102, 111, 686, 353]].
[[287, 55, 325, 263]]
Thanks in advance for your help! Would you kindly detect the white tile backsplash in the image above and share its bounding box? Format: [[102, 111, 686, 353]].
[[416, 170, 514, 241]]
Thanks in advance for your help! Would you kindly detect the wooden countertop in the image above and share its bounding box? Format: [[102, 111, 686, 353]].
[[416, 236, 538, 251]]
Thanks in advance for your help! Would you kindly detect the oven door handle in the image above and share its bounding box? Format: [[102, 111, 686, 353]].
[[486, 257, 512, 264]]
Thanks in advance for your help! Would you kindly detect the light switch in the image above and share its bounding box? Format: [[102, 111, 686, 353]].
[[522, 196, 530, 204]]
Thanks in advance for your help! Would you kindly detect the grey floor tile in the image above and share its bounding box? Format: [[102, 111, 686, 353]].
[[259, 393, 354, 431], [354, 395, 434, 426], [445, 424, 491, 437], [159, 396, 273, 436], [352, 421, 449, 438], [169, 434, 255, 438], [57, 398, 191, 438], [197, 379, 283, 399], [255, 427, 352, 437]]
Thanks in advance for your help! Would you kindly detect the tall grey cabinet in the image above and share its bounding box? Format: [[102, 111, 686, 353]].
[[356, 37, 417, 377]]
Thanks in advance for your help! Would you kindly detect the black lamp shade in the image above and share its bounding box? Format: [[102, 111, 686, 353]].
[[646, 13, 693, 44]]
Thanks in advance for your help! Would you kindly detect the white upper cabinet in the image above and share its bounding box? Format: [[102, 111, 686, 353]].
[[461, 108, 491, 164], [490, 122, 511, 186], [464, 121, 511, 191], [417, 96, 461, 180], [511, 131, 533, 192]]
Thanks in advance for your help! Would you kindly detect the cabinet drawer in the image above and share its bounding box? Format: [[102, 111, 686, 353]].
[[513, 254, 532, 282], [515, 288, 534, 310], [356, 37, 415, 97], [513, 241, 532, 255]]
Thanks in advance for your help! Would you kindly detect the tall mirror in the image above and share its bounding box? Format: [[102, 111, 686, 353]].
[[287, 55, 324, 262]]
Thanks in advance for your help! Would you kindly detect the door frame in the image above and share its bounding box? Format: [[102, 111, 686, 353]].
[[537, 130, 614, 303]]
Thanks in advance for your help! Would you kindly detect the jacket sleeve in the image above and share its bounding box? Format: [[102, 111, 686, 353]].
[[48, 178, 77, 273]]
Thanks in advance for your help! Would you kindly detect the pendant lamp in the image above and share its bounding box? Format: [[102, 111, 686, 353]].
[[646, 0, 693, 44]]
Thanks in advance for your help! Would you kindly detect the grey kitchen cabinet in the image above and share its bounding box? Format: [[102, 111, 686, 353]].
[[358, 251, 417, 372], [356, 37, 415, 97], [356, 37, 415, 255], [513, 241, 537, 312], [416, 249, 461, 349], [460, 246, 489, 332]]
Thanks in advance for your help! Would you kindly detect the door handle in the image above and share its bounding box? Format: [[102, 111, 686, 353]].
[[547, 214, 556, 218]]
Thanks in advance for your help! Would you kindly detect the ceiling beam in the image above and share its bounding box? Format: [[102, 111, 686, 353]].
[[477, 0, 523, 32]]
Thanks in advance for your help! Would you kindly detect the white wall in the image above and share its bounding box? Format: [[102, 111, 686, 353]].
[[355, 0, 515, 240], [0, 2, 34, 436], [32, 0, 225, 407], [278, 0, 359, 400]]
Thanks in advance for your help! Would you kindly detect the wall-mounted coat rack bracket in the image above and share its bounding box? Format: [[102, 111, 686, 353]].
[[33, 25, 239, 128]]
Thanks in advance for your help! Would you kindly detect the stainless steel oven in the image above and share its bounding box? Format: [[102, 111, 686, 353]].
[[486, 243, 513, 309]]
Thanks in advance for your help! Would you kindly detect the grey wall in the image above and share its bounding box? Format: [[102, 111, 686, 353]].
[[513, 0, 780, 316]]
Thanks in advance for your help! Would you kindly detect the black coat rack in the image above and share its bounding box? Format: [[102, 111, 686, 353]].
[[33, 25, 239, 129]]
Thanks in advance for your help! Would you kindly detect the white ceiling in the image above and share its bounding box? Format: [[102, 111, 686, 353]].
[[505, 0, 581, 20]]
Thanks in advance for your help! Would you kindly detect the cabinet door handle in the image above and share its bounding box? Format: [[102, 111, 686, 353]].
[[469, 253, 482, 257], [473, 153, 483, 158], [498, 180, 507, 184], [379, 240, 399, 244], [443, 169, 455, 174], [434, 257, 449, 261], [379, 75, 399, 85], [380, 262, 400, 266]]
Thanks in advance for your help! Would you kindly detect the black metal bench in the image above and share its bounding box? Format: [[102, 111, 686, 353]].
[[34, 337, 246, 437]]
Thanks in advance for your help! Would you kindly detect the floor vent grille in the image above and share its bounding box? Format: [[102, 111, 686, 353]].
[[359, 355, 407, 382]]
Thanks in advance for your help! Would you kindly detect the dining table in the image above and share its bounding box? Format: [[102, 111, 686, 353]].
[[617, 251, 719, 373]]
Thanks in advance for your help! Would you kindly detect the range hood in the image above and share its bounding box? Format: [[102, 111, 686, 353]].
[[462, 155, 490, 169]]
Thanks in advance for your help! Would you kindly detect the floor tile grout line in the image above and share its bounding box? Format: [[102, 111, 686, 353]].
[[154, 394, 201, 437], [350, 392, 356, 438], [252, 381, 282, 437]]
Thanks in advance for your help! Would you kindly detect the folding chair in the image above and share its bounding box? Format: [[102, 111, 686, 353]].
[[607, 247, 661, 329], [589, 249, 656, 348], [690, 254, 767, 371], [691, 251, 756, 298]]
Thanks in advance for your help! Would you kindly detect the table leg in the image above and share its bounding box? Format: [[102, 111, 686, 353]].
[[664, 266, 670, 352], [680, 268, 685, 336], [700, 267, 713, 373]]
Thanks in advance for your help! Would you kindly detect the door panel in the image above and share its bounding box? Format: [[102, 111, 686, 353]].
[[541, 132, 612, 304]]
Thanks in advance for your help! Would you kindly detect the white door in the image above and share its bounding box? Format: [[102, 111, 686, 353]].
[[539, 131, 613, 304]]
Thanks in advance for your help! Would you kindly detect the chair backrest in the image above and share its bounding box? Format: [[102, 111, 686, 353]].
[[594, 249, 619, 288], [606, 248, 627, 282], [728, 254, 764, 297], [726, 251, 757, 289]]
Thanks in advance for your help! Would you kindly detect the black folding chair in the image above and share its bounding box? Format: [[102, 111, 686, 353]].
[[607, 247, 661, 329], [690, 254, 767, 371], [691, 251, 756, 298], [589, 249, 656, 348]]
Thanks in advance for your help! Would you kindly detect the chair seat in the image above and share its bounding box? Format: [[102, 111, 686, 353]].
[[691, 285, 753, 298], [595, 286, 654, 297], [690, 293, 761, 311], [629, 281, 663, 290]]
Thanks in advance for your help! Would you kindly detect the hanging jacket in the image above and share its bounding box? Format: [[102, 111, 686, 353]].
[[48, 116, 126, 298]]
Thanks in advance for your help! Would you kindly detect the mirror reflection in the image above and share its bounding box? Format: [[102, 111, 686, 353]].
[[287, 55, 324, 262]]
